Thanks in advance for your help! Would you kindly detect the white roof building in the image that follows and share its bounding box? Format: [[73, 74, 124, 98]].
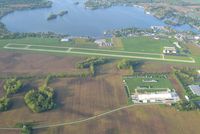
[[194, 36, 200, 40], [163, 47, 177, 54], [94, 39, 112, 47], [61, 38, 70, 42], [132, 91, 180, 104]]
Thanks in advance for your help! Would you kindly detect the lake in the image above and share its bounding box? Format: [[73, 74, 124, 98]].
[[1, 0, 198, 37]]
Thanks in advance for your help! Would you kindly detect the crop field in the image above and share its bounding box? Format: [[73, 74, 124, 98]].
[[2, 42, 195, 63], [123, 74, 174, 93], [33, 105, 200, 134], [0, 75, 127, 127]]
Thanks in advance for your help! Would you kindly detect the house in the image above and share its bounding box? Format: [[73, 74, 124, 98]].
[[131, 90, 180, 104], [94, 39, 112, 47], [188, 85, 200, 96], [163, 47, 177, 54]]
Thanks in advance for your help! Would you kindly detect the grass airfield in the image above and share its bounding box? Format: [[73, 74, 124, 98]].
[[1, 36, 196, 64]]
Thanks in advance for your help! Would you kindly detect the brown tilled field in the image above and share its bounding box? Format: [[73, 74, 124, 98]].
[[33, 105, 200, 134], [0, 51, 84, 75], [0, 75, 127, 126], [0, 51, 200, 134], [0, 52, 127, 129]]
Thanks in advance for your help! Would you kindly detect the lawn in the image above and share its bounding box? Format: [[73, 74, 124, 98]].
[[123, 74, 174, 93], [122, 36, 176, 53]]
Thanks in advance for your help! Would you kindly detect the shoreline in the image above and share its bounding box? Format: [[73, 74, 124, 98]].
[[0, 1, 199, 39]]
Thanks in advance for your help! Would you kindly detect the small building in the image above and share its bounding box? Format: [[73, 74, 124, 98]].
[[94, 39, 112, 47], [163, 47, 177, 54], [61, 38, 70, 42], [188, 85, 200, 96], [194, 36, 200, 40]]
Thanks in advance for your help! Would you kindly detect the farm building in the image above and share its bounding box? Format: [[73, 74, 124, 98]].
[[188, 85, 200, 96], [94, 39, 112, 47], [163, 47, 177, 54], [131, 90, 180, 104]]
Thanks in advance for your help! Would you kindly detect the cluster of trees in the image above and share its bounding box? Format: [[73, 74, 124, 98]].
[[175, 67, 199, 111], [3, 78, 22, 95], [85, 0, 157, 10], [77, 57, 107, 69], [174, 100, 197, 111], [85, 0, 200, 30], [77, 57, 108, 76], [0, 76, 56, 113], [0, 78, 22, 112], [0, 97, 11, 112], [148, 5, 200, 29], [84, 0, 194, 10], [21, 125, 32, 134], [175, 68, 197, 86], [15, 122, 33, 134], [0, 32, 68, 39], [175, 68, 197, 99], [24, 86, 56, 113], [107, 27, 154, 37], [117, 59, 143, 74], [117, 59, 133, 70]]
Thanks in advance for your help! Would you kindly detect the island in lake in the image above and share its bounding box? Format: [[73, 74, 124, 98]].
[[47, 14, 57, 20], [47, 10, 68, 20], [74, 2, 79, 5], [58, 10, 69, 16]]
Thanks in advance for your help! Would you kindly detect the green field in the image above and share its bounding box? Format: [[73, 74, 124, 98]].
[[123, 74, 174, 93], [164, 55, 194, 61], [122, 36, 176, 53], [0, 37, 98, 48]]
